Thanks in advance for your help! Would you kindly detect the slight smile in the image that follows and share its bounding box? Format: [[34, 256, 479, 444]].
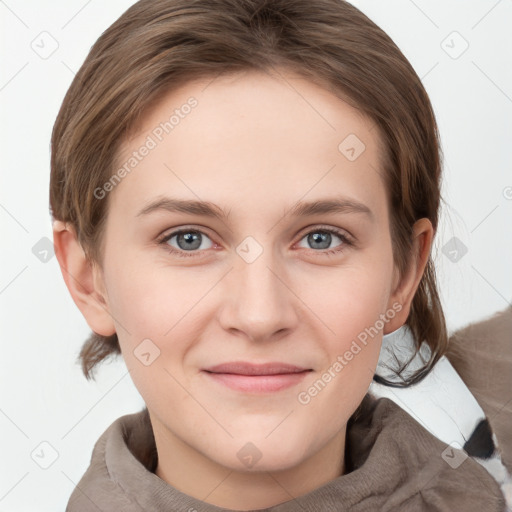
[[202, 362, 313, 393]]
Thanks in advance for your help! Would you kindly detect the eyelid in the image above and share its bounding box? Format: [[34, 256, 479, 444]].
[[295, 224, 354, 244], [157, 224, 354, 243], [157, 224, 215, 242], [157, 226, 217, 253], [157, 224, 355, 257]]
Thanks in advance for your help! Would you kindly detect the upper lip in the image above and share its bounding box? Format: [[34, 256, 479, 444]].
[[203, 362, 311, 376]]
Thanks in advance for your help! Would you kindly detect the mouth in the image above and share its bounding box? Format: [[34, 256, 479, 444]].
[[202, 362, 312, 393]]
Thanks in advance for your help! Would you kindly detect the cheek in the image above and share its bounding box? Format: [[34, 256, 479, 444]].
[[309, 262, 392, 341], [103, 258, 210, 384], [105, 256, 203, 338], [106, 263, 195, 412], [297, 278, 387, 427], [302, 259, 392, 394]]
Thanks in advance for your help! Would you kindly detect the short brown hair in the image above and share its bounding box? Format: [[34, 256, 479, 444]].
[[50, 0, 448, 384]]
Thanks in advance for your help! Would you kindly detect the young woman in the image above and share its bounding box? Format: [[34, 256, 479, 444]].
[[50, 0, 510, 509]]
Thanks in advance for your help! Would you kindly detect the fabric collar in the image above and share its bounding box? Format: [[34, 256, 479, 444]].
[[93, 396, 506, 511], [369, 324, 512, 510]]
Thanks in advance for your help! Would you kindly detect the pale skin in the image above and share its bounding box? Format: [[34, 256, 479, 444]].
[[53, 68, 433, 510]]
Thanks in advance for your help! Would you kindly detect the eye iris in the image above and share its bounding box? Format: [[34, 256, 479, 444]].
[[177, 232, 201, 250], [171, 230, 339, 252], [308, 232, 331, 250]]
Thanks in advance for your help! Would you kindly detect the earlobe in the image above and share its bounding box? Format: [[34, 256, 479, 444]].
[[52, 220, 116, 336], [384, 218, 434, 334]]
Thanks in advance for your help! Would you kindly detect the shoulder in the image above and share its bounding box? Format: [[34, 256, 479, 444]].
[[66, 410, 150, 511], [446, 306, 512, 473], [347, 395, 507, 511], [347, 394, 505, 512]]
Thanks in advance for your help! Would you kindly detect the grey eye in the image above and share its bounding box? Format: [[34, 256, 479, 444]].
[[297, 230, 344, 251], [167, 231, 213, 251]]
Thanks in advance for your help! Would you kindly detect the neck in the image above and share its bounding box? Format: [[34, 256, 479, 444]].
[[151, 416, 346, 510]]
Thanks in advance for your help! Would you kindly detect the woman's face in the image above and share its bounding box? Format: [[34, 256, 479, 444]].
[[98, 68, 402, 474]]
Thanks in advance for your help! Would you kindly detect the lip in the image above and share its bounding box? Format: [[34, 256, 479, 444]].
[[202, 361, 312, 393], [203, 361, 310, 375]]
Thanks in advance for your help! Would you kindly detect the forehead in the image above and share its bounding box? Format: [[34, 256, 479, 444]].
[[111, 68, 388, 223]]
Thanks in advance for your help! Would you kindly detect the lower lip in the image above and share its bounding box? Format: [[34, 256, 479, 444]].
[[203, 371, 310, 393]]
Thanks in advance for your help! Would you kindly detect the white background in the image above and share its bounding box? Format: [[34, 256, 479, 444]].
[[0, 0, 511, 510]]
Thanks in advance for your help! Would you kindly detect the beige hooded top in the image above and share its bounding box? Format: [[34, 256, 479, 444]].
[[66, 394, 506, 511]]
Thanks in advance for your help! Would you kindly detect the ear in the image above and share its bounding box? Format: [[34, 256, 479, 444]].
[[52, 220, 116, 336], [384, 218, 434, 334]]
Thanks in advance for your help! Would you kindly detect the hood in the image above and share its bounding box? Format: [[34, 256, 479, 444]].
[[370, 324, 512, 510], [66, 392, 506, 511]]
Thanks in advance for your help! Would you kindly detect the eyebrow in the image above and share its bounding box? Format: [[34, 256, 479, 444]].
[[136, 196, 374, 221]]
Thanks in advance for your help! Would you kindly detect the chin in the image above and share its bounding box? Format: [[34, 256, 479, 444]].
[[208, 435, 311, 473]]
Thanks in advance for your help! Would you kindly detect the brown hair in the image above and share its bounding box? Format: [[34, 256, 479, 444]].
[[50, 0, 448, 384]]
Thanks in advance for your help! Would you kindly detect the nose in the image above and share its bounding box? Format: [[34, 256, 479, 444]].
[[217, 245, 299, 343]]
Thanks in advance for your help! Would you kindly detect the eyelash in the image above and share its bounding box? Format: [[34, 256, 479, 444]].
[[156, 225, 354, 259]]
